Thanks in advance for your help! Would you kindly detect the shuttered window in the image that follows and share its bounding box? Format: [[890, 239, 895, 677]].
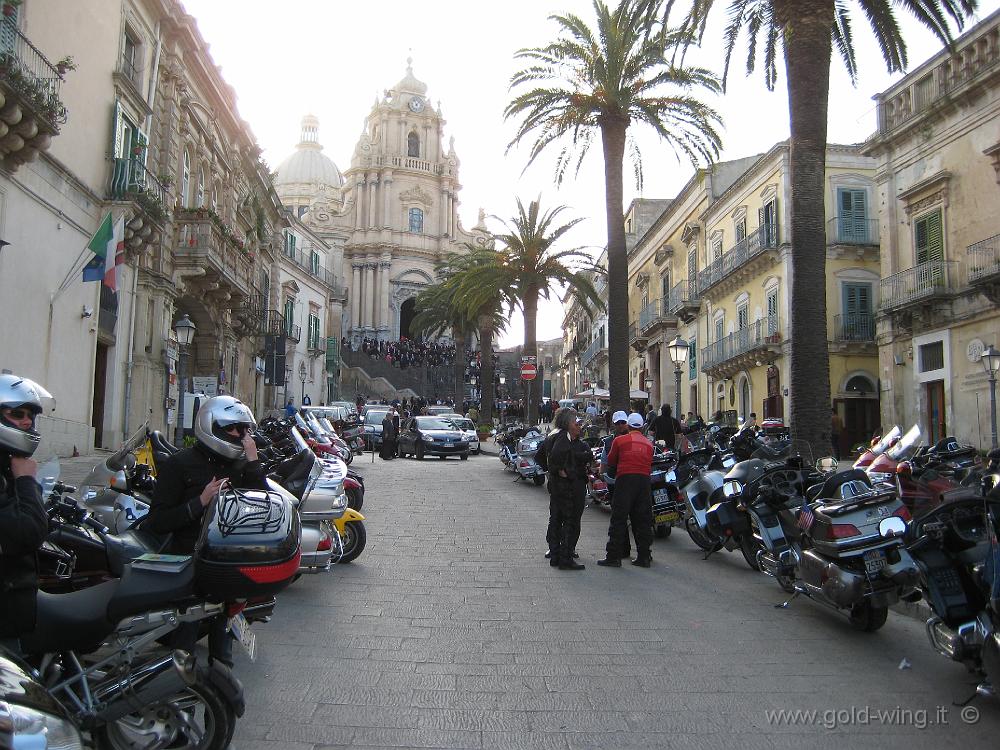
[[842, 283, 872, 317], [688, 338, 697, 380], [837, 188, 869, 243], [915, 209, 944, 264]]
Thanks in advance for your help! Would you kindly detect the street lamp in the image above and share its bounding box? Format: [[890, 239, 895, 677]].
[[499, 374, 506, 425], [982, 344, 1000, 449], [299, 361, 307, 404], [173, 314, 196, 444], [666, 335, 689, 418]]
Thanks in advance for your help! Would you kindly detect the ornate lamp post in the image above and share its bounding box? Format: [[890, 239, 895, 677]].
[[173, 314, 196, 444], [299, 361, 307, 405], [982, 345, 1000, 449], [666, 335, 689, 419]]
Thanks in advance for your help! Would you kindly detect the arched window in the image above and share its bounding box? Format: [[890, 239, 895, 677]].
[[196, 167, 206, 207], [181, 149, 191, 207], [407, 131, 419, 158], [408, 207, 423, 233]]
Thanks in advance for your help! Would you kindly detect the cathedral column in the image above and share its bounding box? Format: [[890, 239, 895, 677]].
[[378, 257, 392, 331], [440, 187, 449, 237], [351, 262, 362, 329], [364, 262, 376, 328], [367, 174, 378, 229], [382, 173, 393, 229], [355, 178, 365, 229]]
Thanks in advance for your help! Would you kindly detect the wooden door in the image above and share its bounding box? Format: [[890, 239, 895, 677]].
[[925, 380, 946, 443]]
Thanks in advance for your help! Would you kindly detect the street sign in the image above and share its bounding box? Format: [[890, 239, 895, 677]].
[[520, 363, 537, 381], [520, 355, 536, 365]]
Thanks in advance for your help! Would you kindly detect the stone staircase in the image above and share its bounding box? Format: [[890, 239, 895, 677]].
[[340, 348, 458, 400]]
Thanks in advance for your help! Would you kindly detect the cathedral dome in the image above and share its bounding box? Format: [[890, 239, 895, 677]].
[[274, 115, 344, 189], [394, 57, 428, 96]]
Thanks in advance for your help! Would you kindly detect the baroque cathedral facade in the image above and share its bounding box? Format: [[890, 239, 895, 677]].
[[273, 61, 486, 348]]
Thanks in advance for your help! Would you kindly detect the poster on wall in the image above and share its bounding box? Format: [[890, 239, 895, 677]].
[[192, 377, 218, 397]]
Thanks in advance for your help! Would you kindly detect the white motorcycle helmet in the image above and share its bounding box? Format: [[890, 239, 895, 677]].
[[0, 374, 54, 457], [194, 395, 256, 460]]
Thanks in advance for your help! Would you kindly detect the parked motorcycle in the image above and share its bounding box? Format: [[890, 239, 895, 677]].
[[674, 445, 732, 551], [907, 454, 1000, 697], [853, 425, 902, 470]]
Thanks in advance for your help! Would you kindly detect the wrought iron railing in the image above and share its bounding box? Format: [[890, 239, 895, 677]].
[[701, 315, 780, 371], [968, 233, 1000, 283], [697, 223, 779, 294], [175, 217, 254, 296], [639, 298, 666, 333], [109, 156, 169, 224], [879, 260, 956, 310], [627, 321, 640, 343], [581, 334, 606, 367], [0, 17, 66, 127], [833, 313, 875, 342], [667, 278, 699, 314], [826, 216, 879, 246], [285, 322, 301, 343], [282, 243, 338, 287], [308, 335, 326, 354], [261, 310, 286, 337]]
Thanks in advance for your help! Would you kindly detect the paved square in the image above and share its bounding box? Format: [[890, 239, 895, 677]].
[[233, 451, 1000, 749]]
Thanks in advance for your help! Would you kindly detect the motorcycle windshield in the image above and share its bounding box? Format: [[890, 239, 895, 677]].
[[871, 425, 902, 456], [307, 416, 331, 444], [290, 427, 310, 454], [38, 457, 60, 496], [294, 413, 311, 435], [685, 431, 707, 451], [887, 425, 923, 461]]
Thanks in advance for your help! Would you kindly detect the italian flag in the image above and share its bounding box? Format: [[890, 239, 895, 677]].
[[81, 213, 125, 291]]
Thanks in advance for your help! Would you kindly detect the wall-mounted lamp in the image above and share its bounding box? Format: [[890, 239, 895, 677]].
[[893, 353, 905, 366], [81, 305, 93, 319]]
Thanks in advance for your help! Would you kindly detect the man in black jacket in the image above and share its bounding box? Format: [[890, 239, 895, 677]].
[[0, 375, 51, 651], [147, 395, 265, 665], [545, 408, 591, 570]]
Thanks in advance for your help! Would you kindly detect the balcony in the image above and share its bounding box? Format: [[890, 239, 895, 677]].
[[697, 223, 780, 297], [831, 313, 876, 353], [628, 321, 647, 352], [285, 322, 301, 343], [701, 315, 782, 378], [174, 215, 254, 300], [826, 216, 879, 252], [0, 16, 67, 169], [109, 155, 169, 254], [308, 336, 327, 356], [879, 260, 957, 312], [968, 233, 1000, 288], [282, 242, 339, 288], [639, 298, 674, 337], [667, 279, 700, 323], [372, 154, 443, 175], [581, 334, 607, 367]]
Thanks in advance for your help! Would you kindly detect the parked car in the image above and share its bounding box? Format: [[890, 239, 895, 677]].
[[361, 409, 390, 447], [398, 416, 470, 460], [426, 405, 455, 416], [442, 414, 480, 454], [329, 400, 359, 418]]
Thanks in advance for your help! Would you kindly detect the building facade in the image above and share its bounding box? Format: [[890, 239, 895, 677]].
[[864, 8, 1000, 447]]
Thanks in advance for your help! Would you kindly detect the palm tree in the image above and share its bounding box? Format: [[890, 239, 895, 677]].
[[505, 0, 722, 414], [453, 199, 604, 424], [646, 0, 976, 453]]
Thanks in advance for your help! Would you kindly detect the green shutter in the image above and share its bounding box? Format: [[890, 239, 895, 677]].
[[838, 188, 868, 243], [915, 210, 943, 264], [688, 339, 697, 379]]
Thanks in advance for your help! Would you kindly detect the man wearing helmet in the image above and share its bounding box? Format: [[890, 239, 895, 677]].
[[0, 375, 51, 650], [147, 395, 266, 666]]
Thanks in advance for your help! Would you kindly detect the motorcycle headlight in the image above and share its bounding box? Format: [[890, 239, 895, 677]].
[[0, 701, 84, 749], [331, 489, 348, 511], [723, 480, 743, 498]]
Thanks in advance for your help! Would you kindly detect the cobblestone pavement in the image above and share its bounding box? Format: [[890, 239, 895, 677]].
[[215, 451, 1000, 750]]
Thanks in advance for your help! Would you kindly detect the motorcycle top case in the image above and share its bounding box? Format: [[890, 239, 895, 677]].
[[705, 499, 750, 539], [194, 488, 302, 600]]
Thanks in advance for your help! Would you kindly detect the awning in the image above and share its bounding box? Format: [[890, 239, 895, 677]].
[[630, 389, 649, 399], [574, 387, 610, 399]]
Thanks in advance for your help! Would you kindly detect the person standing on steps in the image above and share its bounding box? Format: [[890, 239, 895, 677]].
[[545, 408, 590, 571], [599, 412, 654, 568]]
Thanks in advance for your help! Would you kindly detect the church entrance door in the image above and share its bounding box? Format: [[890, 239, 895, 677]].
[[400, 297, 417, 341]]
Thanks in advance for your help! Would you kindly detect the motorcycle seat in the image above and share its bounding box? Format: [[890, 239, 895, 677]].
[[106, 565, 197, 623], [814, 468, 872, 501], [23, 580, 119, 654]]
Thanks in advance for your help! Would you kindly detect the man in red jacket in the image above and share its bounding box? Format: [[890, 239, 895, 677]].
[[598, 412, 654, 567]]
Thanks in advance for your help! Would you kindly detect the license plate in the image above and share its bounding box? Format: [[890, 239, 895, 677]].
[[655, 511, 679, 524], [863, 549, 887, 575], [653, 488, 671, 500], [230, 613, 257, 661]]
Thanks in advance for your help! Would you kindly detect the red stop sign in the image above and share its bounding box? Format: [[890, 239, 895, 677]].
[[520, 363, 537, 380]]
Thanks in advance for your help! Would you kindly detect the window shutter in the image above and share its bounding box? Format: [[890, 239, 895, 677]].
[[915, 210, 943, 264], [0, 7, 19, 54]]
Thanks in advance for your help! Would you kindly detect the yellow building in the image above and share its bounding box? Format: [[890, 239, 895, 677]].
[[627, 143, 881, 450], [863, 8, 1000, 448]]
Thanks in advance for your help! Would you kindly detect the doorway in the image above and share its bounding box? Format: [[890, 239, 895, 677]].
[[399, 297, 416, 340], [92, 343, 109, 448], [739, 376, 751, 422], [839, 398, 880, 455], [925, 380, 946, 443]]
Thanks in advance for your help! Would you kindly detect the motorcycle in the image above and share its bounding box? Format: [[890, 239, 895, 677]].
[[0, 647, 85, 749], [718, 457, 920, 631], [650, 445, 683, 538], [674, 445, 733, 552], [514, 429, 547, 486], [853, 425, 902, 470], [907, 454, 1000, 698]]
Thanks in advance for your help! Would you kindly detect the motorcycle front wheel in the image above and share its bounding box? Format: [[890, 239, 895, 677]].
[[739, 519, 764, 572], [684, 516, 718, 551], [338, 520, 367, 563], [96, 680, 233, 750], [849, 601, 889, 632]]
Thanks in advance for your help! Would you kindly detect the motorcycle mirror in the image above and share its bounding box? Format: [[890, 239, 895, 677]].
[[896, 461, 912, 478], [878, 516, 907, 538], [815, 456, 839, 474]]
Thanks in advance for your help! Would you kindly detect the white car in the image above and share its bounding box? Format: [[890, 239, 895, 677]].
[[443, 414, 480, 454]]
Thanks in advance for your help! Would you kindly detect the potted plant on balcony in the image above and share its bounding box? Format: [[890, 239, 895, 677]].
[[55, 56, 77, 75], [2, 1, 21, 18]]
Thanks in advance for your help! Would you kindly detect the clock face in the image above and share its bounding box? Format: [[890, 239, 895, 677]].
[[408, 97, 424, 113]]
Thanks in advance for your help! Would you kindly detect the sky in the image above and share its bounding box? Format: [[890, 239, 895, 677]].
[[182, 0, 1000, 348]]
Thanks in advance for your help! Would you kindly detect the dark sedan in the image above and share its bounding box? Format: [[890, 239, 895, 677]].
[[398, 416, 470, 460]]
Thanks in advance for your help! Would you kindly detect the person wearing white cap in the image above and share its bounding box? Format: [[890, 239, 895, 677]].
[[598, 411, 654, 567]]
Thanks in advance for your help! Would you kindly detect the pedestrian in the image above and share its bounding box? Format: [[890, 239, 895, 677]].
[[831, 406, 844, 460], [586, 401, 598, 419], [147, 395, 265, 666], [544, 408, 590, 570], [302, 393, 311, 406], [284, 398, 296, 417], [380, 409, 398, 460], [600, 410, 632, 559], [0, 374, 52, 653], [598, 412, 654, 568], [652, 404, 681, 449]]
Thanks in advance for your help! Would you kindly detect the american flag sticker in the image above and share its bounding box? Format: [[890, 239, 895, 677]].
[[797, 500, 815, 532]]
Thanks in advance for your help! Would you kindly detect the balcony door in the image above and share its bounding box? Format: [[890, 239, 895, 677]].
[[737, 304, 749, 350], [837, 188, 869, 244], [925, 380, 946, 443], [842, 282, 873, 340]]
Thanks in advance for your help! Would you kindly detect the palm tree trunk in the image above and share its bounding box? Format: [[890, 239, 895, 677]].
[[600, 116, 629, 413], [523, 286, 539, 424], [478, 316, 494, 426], [780, 1, 833, 456]]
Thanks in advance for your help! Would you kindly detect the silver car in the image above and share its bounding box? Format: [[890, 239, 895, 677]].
[[443, 414, 480, 454]]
